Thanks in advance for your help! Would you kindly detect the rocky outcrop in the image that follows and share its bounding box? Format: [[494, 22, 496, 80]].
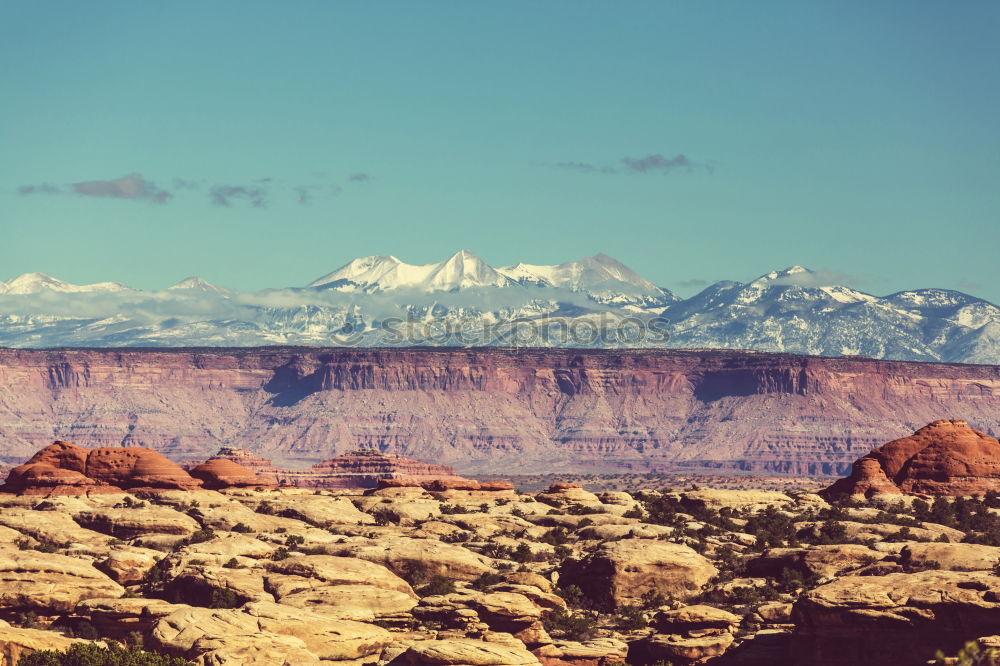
[[0, 546, 124, 615], [188, 458, 276, 490], [1, 348, 999, 474], [791, 570, 1000, 666], [0, 621, 87, 666], [559, 540, 717, 608], [208, 448, 491, 491], [0, 441, 203, 495], [826, 420, 1000, 497]]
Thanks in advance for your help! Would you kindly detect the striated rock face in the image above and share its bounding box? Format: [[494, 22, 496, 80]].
[[207, 448, 475, 490], [1, 348, 999, 474], [825, 420, 1000, 496], [0, 441, 203, 495]]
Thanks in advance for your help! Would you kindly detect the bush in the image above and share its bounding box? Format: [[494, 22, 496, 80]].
[[470, 572, 504, 591], [400, 561, 429, 587], [539, 527, 570, 546], [186, 528, 216, 545], [615, 604, 648, 630], [419, 575, 457, 596], [231, 523, 254, 533], [371, 508, 396, 526], [542, 609, 599, 641], [512, 543, 535, 563], [208, 588, 242, 609], [17, 642, 190, 666], [932, 640, 998, 666], [483, 542, 514, 560]]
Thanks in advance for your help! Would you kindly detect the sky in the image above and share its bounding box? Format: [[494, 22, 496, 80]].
[[2, 1, 999, 302]]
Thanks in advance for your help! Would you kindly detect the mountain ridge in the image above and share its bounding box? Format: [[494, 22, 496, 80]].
[[1, 252, 998, 364]]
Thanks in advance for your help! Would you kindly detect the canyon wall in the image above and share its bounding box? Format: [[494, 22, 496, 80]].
[[0, 347, 998, 475]]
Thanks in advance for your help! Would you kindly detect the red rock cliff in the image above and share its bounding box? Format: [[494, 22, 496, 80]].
[[0, 347, 998, 474], [826, 420, 1000, 496]]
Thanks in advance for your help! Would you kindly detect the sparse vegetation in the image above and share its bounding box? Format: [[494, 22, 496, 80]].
[[17, 642, 190, 666]]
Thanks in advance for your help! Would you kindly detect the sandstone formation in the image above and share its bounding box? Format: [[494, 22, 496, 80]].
[[792, 570, 1000, 665], [189, 458, 276, 490], [0, 621, 86, 666], [2, 348, 1000, 474], [0, 441, 203, 495], [826, 420, 1000, 497], [0, 441, 286, 496], [4, 466, 1000, 665], [207, 447, 495, 491], [559, 540, 718, 608]]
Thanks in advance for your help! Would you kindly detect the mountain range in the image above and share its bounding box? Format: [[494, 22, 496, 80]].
[[1, 250, 998, 364]]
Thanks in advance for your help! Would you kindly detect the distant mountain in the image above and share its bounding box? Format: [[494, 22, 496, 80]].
[[0, 272, 131, 295], [0, 254, 998, 364]]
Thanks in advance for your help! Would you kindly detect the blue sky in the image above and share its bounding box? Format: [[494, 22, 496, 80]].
[[2, 1, 998, 301]]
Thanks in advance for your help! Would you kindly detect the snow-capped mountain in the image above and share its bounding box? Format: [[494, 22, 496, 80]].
[[309, 251, 516, 292], [0, 255, 998, 364], [0, 272, 131, 295]]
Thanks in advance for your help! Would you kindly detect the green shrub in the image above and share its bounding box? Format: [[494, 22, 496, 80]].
[[208, 588, 242, 609], [419, 575, 457, 596], [186, 528, 216, 545], [542, 609, 598, 641], [932, 640, 998, 666], [470, 572, 504, 591], [17, 642, 190, 665], [230, 523, 254, 533]]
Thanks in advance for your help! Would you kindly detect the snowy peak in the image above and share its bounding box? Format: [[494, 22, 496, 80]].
[[423, 250, 513, 291], [167, 277, 232, 293], [750, 265, 815, 286], [308, 255, 403, 289], [0, 272, 130, 295], [308, 251, 512, 292], [498, 253, 667, 297]]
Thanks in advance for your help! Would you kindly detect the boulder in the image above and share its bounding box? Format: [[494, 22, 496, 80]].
[[77, 597, 186, 639], [628, 633, 734, 665], [0, 623, 87, 666], [73, 506, 200, 538], [192, 633, 321, 666], [243, 601, 392, 661], [189, 459, 276, 490], [267, 555, 415, 596], [278, 584, 418, 622], [98, 545, 162, 584], [534, 638, 628, 666], [315, 536, 493, 581], [792, 570, 1000, 666], [654, 605, 740, 635], [746, 545, 885, 579], [560, 540, 717, 608], [386, 638, 542, 665], [898, 542, 1000, 571], [0, 546, 124, 614]]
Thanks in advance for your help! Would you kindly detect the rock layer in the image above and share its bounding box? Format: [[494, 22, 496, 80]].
[[825, 420, 1000, 496], [1, 348, 999, 474], [210, 448, 471, 490]]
